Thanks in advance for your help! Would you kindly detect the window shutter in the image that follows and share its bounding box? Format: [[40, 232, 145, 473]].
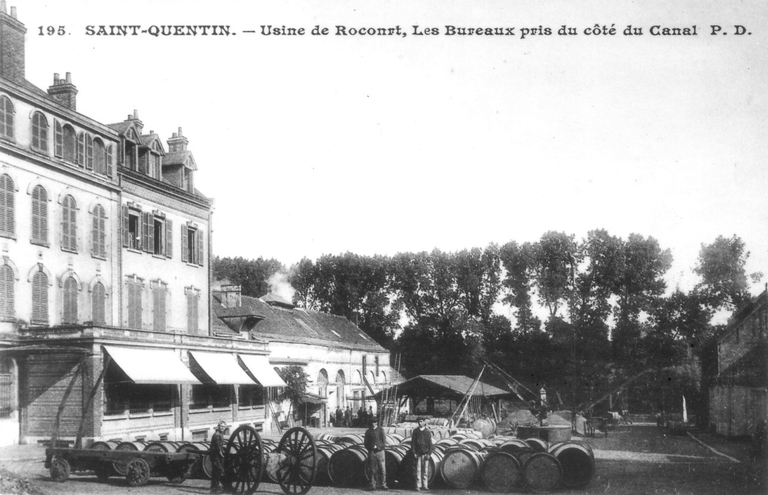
[[146, 212, 155, 254], [91, 209, 98, 256], [54, 120, 63, 157], [32, 272, 48, 324], [77, 133, 85, 166], [0, 175, 9, 236], [197, 229, 204, 266], [0, 265, 13, 319], [165, 219, 173, 258], [61, 200, 70, 250], [141, 212, 149, 252], [106, 146, 113, 177], [85, 135, 94, 170], [92, 282, 105, 325], [98, 208, 106, 257], [121, 206, 129, 248], [69, 198, 77, 251], [181, 224, 188, 263]]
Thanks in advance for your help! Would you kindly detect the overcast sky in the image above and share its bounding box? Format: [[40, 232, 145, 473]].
[[17, 0, 768, 296]]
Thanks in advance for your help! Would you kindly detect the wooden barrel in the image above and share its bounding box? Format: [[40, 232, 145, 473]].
[[548, 441, 594, 488], [90, 440, 119, 450], [328, 445, 368, 487], [492, 436, 515, 446], [499, 439, 529, 454], [440, 448, 486, 489], [315, 443, 345, 486], [386, 433, 405, 445], [384, 445, 409, 486], [400, 448, 445, 487], [525, 437, 548, 452], [337, 433, 365, 446], [190, 442, 212, 479], [459, 438, 495, 451], [473, 418, 497, 438], [481, 451, 521, 493], [316, 433, 339, 442], [522, 452, 562, 493], [113, 441, 144, 476], [436, 438, 458, 448], [143, 441, 175, 452], [176, 443, 202, 479]]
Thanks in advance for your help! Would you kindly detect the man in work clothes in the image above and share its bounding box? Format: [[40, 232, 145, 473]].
[[209, 420, 227, 493], [411, 417, 433, 491], [364, 416, 388, 490]]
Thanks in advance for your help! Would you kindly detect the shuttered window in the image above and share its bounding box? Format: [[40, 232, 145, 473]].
[[187, 290, 199, 335], [31, 271, 48, 325], [0, 175, 14, 238], [62, 276, 78, 324], [0, 264, 14, 320], [106, 145, 113, 177], [0, 96, 13, 140], [31, 185, 48, 245], [61, 195, 77, 252], [93, 139, 105, 175], [92, 282, 105, 325], [181, 224, 204, 265], [76, 133, 85, 166], [197, 230, 204, 266], [165, 219, 173, 259], [63, 125, 76, 163], [181, 224, 188, 262], [153, 284, 166, 332], [142, 212, 155, 253], [127, 279, 142, 329], [92, 204, 106, 258], [53, 120, 63, 157], [85, 135, 94, 170], [31, 112, 48, 152]]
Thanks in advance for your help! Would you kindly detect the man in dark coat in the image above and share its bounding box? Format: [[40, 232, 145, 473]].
[[411, 417, 433, 491], [209, 420, 227, 493], [364, 416, 388, 490]]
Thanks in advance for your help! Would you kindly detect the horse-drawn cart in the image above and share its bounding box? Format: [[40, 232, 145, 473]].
[[44, 355, 317, 494]]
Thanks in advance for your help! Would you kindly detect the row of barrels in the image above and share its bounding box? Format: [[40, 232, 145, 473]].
[[89, 438, 283, 481], [314, 432, 594, 492]]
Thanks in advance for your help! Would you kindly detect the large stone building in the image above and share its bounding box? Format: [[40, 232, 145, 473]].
[[0, 3, 285, 446], [708, 288, 768, 437]]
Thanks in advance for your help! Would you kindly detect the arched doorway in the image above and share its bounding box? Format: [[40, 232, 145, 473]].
[[317, 369, 329, 427], [335, 370, 346, 411]]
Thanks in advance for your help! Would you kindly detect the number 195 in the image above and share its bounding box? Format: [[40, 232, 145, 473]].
[[38, 26, 67, 36]]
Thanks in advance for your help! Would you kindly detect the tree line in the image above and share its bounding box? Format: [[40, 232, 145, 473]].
[[214, 231, 761, 417]]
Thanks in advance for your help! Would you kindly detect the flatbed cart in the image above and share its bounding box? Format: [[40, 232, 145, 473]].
[[43, 355, 318, 494]]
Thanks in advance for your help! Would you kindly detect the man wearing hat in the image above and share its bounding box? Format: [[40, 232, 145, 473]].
[[364, 416, 388, 490], [209, 421, 228, 493]]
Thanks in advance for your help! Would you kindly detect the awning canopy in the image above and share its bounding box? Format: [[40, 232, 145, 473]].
[[103, 346, 200, 384], [239, 354, 287, 387], [189, 351, 255, 385]]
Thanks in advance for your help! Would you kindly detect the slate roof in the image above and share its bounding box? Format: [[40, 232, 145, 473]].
[[212, 293, 387, 353], [163, 150, 197, 169], [106, 121, 135, 135]]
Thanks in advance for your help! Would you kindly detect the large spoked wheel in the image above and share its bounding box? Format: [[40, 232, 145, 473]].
[[276, 427, 317, 495], [126, 457, 151, 487], [224, 425, 264, 494], [50, 458, 70, 482]]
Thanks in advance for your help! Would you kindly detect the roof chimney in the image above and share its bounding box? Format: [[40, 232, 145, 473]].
[[167, 126, 189, 153], [47, 71, 78, 111], [0, 3, 27, 84]]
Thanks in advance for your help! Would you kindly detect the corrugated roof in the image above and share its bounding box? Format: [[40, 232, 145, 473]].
[[213, 294, 387, 352]]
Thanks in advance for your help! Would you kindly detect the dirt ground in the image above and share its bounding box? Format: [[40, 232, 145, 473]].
[[0, 424, 764, 495]]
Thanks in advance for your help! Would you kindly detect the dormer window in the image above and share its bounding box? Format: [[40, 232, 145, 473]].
[[0, 96, 14, 140]]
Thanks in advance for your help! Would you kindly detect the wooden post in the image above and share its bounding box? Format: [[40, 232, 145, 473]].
[[75, 355, 111, 448], [51, 358, 87, 449]]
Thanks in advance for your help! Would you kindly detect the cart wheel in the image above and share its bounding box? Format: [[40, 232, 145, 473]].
[[126, 457, 151, 487], [50, 458, 70, 482], [95, 463, 111, 482], [224, 424, 264, 494], [275, 427, 317, 495]]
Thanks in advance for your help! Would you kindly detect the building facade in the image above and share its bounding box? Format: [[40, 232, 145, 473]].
[[708, 289, 768, 437], [0, 3, 283, 446]]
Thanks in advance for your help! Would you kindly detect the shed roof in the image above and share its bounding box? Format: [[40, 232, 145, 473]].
[[384, 375, 511, 399]]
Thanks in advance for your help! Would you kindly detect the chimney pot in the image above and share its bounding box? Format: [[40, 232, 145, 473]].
[[10, 6, 15, 18], [178, 127, 183, 137], [133, 109, 139, 120], [65, 72, 71, 83], [172, 132, 177, 138], [0, 1, 6, 15], [53, 73, 60, 84]]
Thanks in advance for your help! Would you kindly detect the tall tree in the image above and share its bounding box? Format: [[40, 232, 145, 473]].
[[694, 235, 756, 311], [500, 241, 540, 333], [532, 231, 579, 321], [213, 256, 284, 297]]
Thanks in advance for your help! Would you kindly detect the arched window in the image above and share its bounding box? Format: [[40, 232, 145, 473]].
[[85, 135, 93, 170], [0, 264, 14, 320], [31, 112, 48, 152], [31, 185, 47, 245], [62, 125, 76, 163], [92, 281, 106, 325], [93, 138, 105, 175], [91, 204, 106, 258], [0, 96, 14, 140], [61, 195, 77, 252], [0, 174, 14, 238], [62, 276, 78, 324], [76, 133, 85, 166], [31, 271, 48, 325]]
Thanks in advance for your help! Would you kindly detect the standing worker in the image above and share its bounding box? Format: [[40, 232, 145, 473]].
[[209, 420, 227, 493], [411, 417, 433, 491], [345, 406, 352, 427], [364, 416, 388, 491]]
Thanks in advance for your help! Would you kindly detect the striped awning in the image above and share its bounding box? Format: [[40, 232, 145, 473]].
[[189, 351, 255, 385], [239, 354, 287, 387], [103, 346, 200, 384]]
